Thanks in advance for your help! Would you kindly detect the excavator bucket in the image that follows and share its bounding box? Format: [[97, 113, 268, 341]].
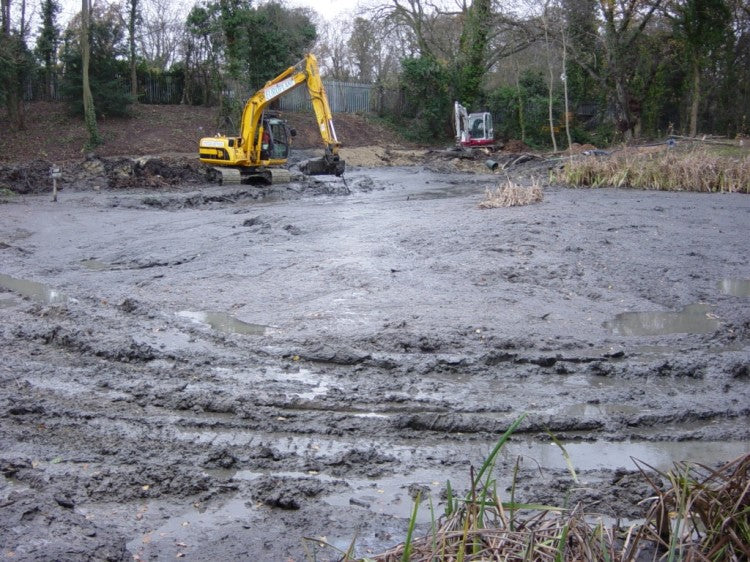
[[300, 150, 346, 177]]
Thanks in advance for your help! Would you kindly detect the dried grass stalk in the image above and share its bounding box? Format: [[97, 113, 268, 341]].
[[625, 453, 750, 561], [479, 178, 543, 208]]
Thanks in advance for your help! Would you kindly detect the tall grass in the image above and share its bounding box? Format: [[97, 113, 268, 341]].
[[557, 147, 750, 193]]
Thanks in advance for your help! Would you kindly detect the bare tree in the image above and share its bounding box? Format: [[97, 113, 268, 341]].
[[139, 0, 185, 70], [81, 0, 100, 148], [315, 19, 354, 81]]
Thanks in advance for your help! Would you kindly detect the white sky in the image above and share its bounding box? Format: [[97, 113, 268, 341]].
[[55, 0, 364, 26]]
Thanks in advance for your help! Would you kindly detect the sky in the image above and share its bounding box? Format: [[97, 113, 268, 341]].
[[54, 0, 364, 26]]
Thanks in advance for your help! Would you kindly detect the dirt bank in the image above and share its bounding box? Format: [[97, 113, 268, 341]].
[[0, 156, 749, 560]]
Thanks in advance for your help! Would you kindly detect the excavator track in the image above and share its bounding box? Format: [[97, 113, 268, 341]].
[[268, 169, 291, 184], [210, 167, 292, 185], [211, 167, 242, 185]]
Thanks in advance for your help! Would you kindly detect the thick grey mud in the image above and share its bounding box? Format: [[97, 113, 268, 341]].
[[1, 168, 748, 561]]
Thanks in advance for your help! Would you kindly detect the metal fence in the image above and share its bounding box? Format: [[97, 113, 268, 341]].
[[24, 72, 404, 116], [277, 81, 373, 113]]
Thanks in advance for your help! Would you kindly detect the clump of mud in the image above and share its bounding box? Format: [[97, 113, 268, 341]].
[[0, 155, 208, 194], [0, 159, 56, 194]]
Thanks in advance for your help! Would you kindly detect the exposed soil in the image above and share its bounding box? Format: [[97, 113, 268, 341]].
[[1, 103, 749, 561], [0, 102, 408, 165]]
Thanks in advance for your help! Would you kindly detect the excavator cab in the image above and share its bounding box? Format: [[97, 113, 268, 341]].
[[262, 117, 294, 161]]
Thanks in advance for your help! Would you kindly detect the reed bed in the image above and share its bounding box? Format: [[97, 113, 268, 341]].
[[479, 178, 543, 208], [557, 148, 750, 193]]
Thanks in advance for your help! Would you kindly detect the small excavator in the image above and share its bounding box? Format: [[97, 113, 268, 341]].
[[454, 101, 494, 148], [198, 53, 345, 184]]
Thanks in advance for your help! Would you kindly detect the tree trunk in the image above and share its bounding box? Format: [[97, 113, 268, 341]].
[[543, 10, 557, 151], [562, 28, 573, 154], [689, 58, 699, 137], [514, 57, 526, 142], [82, 0, 100, 149], [129, 0, 138, 99]]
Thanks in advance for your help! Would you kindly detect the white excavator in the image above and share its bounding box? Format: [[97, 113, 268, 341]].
[[199, 53, 344, 184], [454, 101, 494, 148]]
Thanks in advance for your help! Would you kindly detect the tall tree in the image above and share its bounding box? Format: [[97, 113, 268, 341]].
[[457, 0, 491, 107], [562, 0, 665, 139], [128, 0, 139, 98], [1, 0, 29, 130], [317, 19, 353, 81], [36, 0, 60, 100], [670, 0, 731, 136], [61, 2, 134, 116], [138, 0, 183, 70], [81, 0, 100, 148], [348, 17, 375, 82]]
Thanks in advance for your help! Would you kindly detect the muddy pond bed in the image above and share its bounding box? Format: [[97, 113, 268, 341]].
[[1, 165, 748, 560]]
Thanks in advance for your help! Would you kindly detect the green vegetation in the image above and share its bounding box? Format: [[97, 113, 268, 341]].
[[557, 146, 750, 192]]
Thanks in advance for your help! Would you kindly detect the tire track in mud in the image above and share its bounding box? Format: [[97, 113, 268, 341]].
[[3, 292, 747, 480]]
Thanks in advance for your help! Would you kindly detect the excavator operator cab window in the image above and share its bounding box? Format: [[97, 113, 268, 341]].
[[470, 118, 484, 138], [266, 118, 291, 160]]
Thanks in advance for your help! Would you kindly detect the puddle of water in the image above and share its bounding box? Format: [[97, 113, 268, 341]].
[[325, 468, 450, 523], [605, 303, 719, 336], [560, 402, 640, 417], [719, 278, 750, 297], [0, 273, 68, 305], [177, 310, 267, 336], [514, 439, 749, 473], [279, 369, 331, 400], [405, 184, 483, 201], [211, 366, 333, 401], [80, 258, 111, 271], [124, 495, 260, 556], [0, 297, 17, 309]]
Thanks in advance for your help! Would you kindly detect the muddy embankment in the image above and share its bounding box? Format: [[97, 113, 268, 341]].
[[0, 155, 748, 561]]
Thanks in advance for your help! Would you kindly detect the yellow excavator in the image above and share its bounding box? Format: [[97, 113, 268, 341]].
[[198, 53, 345, 184]]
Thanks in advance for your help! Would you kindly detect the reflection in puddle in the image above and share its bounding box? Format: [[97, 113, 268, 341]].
[[0, 273, 68, 304], [177, 310, 267, 335], [605, 303, 719, 336], [719, 278, 750, 297]]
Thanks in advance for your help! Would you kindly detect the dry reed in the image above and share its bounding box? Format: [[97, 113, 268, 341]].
[[479, 178, 543, 208], [557, 148, 750, 193]]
